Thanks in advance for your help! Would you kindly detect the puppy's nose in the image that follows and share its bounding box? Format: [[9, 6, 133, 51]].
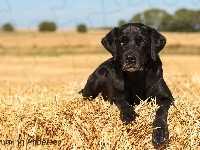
[[127, 54, 136, 63]]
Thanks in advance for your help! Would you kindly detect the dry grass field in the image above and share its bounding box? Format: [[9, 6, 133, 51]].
[[1, 30, 200, 55], [0, 30, 200, 149]]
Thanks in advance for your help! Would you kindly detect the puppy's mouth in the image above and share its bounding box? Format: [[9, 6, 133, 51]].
[[121, 63, 144, 72], [123, 67, 144, 72]]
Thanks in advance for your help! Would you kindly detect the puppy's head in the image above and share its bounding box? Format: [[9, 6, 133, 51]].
[[101, 23, 166, 72]]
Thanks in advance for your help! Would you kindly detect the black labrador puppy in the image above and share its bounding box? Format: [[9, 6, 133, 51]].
[[80, 23, 174, 146]]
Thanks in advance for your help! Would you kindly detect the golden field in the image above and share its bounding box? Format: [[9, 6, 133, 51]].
[[0, 30, 199, 149], [1, 30, 200, 48], [0, 54, 200, 85], [0, 30, 200, 55]]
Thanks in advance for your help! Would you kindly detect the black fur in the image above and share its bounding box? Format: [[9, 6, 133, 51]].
[[80, 23, 173, 146]]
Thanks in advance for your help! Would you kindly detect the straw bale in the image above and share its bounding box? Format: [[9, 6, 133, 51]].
[[0, 74, 199, 149]]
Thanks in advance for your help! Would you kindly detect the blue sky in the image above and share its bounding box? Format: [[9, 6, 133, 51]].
[[1, 0, 200, 29]]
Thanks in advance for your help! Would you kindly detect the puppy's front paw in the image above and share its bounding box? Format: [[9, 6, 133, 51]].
[[120, 106, 138, 124], [152, 119, 169, 146], [79, 89, 93, 100]]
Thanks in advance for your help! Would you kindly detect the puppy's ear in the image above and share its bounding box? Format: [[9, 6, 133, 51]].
[[147, 26, 166, 61], [101, 27, 118, 60]]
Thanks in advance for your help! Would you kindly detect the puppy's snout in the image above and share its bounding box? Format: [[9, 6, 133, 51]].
[[127, 54, 136, 63]]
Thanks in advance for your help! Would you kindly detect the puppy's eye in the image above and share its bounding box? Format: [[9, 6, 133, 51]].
[[137, 36, 146, 43], [118, 39, 124, 46], [118, 37, 126, 46], [120, 41, 124, 46]]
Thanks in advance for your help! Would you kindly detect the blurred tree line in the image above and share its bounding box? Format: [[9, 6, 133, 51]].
[[2, 8, 200, 32], [119, 8, 200, 32]]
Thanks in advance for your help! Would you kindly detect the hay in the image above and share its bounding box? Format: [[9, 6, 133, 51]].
[[0, 74, 199, 149]]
